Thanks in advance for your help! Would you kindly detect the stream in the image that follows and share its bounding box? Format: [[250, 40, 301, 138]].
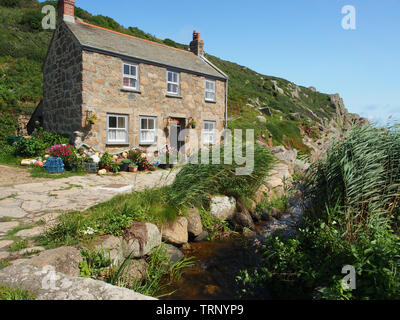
[[163, 196, 305, 300], [164, 235, 266, 300]]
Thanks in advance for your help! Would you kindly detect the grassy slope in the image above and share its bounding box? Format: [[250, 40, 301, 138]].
[[0, 1, 338, 151]]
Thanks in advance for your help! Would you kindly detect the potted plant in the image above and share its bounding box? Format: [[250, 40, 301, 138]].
[[87, 113, 98, 125], [99, 152, 113, 170], [188, 119, 197, 129], [109, 162, 120, 173], [129, 163, 138, 173], [119, 159, 131, 172]]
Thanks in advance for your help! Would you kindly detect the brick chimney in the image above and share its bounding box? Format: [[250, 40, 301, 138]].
[[58, 0, 75, 23], [190, 30, 204, 56]]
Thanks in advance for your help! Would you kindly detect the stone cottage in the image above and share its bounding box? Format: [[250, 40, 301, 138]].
[[32, 0, 228, 156]]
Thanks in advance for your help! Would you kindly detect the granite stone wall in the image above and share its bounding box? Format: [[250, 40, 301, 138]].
[[81, 50, 226, 154], [42, 21, 82, 139]]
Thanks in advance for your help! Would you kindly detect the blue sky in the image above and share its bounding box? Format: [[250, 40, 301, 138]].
[[56, 0, 400, 123]]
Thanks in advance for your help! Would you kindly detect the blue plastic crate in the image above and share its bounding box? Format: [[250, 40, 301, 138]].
[[44, 157, 65, 174]]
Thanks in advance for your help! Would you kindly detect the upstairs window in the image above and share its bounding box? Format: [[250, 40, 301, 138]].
[[122, 62, 139, 90], [205, 79, 216, 102], [140, 116, 157, 145], [203, 121, 216, 146], [107, 114, 129, 145], [167, 70, 180, 95]]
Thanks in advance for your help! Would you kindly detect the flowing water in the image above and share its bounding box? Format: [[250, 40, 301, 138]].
[[163, 230, 271, 300]]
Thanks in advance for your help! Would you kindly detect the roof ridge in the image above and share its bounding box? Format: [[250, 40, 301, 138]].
[[76, 21, 194, 56]]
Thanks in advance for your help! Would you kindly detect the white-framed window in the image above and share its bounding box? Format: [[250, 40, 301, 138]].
[[166, 70, 180, 95], [107, 114, 129, 144], [205, 79, 216, 102], [140, 116, 157, 145], [203, 121, 216, 145], [122, 62, 139, 90]]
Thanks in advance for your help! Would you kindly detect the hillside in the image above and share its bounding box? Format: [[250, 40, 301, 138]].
[[0, 0, 363, 151]]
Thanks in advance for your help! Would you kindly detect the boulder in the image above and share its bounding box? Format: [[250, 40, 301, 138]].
[[27, 246, 83, 277], [210, 196, 237, 221], [232, 210, 255, 230], [122, 223, 161, 258], [0, 264, 156, 300], [255, 185, 268, 204], [194, 231, 209, 242], [162, 244, 184, 265], [186, 208, 203, 237], [121, 259, 149, 283], [96, 236, 124, 265], [271, 147, 298, 164], [257, 116, 267, 123], [162, 217, 188, 245]]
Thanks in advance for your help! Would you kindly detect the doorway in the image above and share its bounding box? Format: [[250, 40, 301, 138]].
[[169, 118, 186, 155]]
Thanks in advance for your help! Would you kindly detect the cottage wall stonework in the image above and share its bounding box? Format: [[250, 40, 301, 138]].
[[42, 22, 82, 137], [81, 50, 226, 154]]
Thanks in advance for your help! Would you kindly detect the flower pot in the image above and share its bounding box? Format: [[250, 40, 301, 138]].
[[119, 163, 130, 172], [129, 166, 138, 173]]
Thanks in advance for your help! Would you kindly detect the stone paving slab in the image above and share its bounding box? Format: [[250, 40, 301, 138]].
[[0, 169, 178, 257]]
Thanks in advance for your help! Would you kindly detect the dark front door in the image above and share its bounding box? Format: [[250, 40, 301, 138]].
[[169, 118, 186, 154]]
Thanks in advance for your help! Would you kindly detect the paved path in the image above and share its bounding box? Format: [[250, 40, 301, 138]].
[[0, 168, 178, 260]]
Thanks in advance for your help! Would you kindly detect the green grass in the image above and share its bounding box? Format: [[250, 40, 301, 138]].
[[7, 225, 32, 237], [7, 239, 28, 252], [37, 187, 181, 248], [0, 259, 11, 270], [0, 286, 35, 300]]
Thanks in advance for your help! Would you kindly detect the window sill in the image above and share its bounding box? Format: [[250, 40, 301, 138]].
[[139, 143, 157, 146], [106, 143, 130, 146], [121, 87, 141, 93], [166, 94, 182, 99], [205, 100, 217, 104]]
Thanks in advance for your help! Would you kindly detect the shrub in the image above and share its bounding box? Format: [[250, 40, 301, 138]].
[[237, 124, 400, 300], [32, 128, 70, 147], [13, 136, 46, 157], [0, 112, 18, 145], [20, 9, 42, 32], [169, 144, 275, 209], [12, 129, 70, 158]]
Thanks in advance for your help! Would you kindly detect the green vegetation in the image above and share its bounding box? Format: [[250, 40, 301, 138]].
[[37, 187, 179, 248], [78, 245, 194, 298], [0, 285, 35, 300], [237, 125, 400, 300], [106, 246, 194, 298], [0, 259, 11, 270], [169, 144, 275, 209], [7, 239, 28, 252], [38, 145, 273, 248], [79, 248, 112, 278]]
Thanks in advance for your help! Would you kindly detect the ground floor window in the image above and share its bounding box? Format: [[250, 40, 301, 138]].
[[203, 120, 216, 145], [140, 116, 157, 145], [107, 114, 129, 144]]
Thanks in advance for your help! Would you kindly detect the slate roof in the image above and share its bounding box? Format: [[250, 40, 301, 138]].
[[65, 21, 227, 80]]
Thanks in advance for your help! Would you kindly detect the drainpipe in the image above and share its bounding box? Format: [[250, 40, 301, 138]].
[[225, 79, 229, 130]]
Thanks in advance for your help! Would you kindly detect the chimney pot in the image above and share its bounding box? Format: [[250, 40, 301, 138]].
[[58, 0, 76, 23], [190, 30, 204, 56]]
